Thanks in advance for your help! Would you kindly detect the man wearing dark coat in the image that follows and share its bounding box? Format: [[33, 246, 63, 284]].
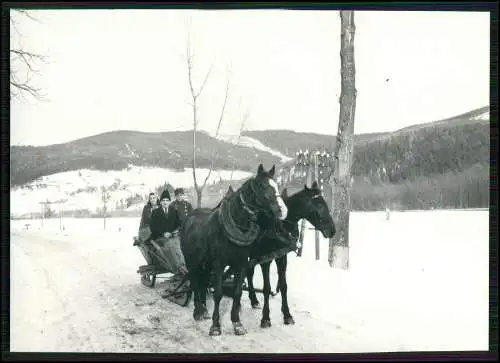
[[149, 188, 188, 282], [169, 188, 194, 228], [150, 189, 176, 241]]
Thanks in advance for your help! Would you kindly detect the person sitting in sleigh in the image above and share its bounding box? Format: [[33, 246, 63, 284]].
[[149, 189, 189, 283]]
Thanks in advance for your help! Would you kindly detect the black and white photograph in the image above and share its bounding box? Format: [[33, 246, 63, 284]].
[[8, 6, 491, 354]]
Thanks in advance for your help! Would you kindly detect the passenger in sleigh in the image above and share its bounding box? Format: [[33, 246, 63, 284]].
[[170, 188, 193, 226], [133, 192, 160, 246], [150, 189, 189, 283]]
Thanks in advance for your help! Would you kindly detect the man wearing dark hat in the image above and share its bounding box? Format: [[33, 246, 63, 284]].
[[150, 189, 174, 241], [170, 188, 194, 227], [149, 189, 188, 283]]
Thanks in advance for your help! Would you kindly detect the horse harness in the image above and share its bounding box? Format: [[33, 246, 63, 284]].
[[216, 187, 260, 247]]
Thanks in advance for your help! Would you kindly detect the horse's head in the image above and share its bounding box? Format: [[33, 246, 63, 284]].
[[243, 164, 288, 221], [299, 181, 336, 238]]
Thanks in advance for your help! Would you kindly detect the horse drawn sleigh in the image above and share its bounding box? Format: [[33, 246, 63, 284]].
[[133, 164, 336, 336], [133, 230, 292, 306]]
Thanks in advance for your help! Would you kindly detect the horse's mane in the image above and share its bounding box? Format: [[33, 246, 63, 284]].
[[211, 183, 239, 211]]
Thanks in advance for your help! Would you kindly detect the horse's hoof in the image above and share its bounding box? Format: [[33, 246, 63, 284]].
[[193, 313, 204, 321], [260, 319, 272, 328], [251, 301, 260, 309], [233, 322, 247, 336], [194, 305, 210, 321], [284, 316, 295, 325], [209, 325, 221, 336]]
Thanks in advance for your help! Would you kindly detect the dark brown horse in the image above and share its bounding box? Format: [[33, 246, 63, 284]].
[[247, 181, 336, 328], [179, 164, 288, 336]]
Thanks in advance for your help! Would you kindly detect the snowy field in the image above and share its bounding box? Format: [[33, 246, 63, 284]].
[[10, 210, 489, 353], [10, 166, 253, 218]]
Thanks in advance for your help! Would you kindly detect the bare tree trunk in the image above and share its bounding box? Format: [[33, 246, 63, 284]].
[[196, 189, 203, 209], [328, 11, 357, 269], [192, 102, 200, 207]]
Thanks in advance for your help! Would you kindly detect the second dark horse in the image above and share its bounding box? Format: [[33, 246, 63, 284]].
[[246, 181, 336, 328], [180, 164, 288, 336]]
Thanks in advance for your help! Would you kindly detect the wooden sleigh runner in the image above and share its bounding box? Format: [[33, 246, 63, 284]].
[[134, 233, 192, 307]]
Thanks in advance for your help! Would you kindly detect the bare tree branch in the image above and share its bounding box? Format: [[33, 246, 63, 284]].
[[201, 72, 231, 189], [185, 32, 201, 198], [10, 79, 42, 99], [15, 9, 41, 23], [10, 16, 23, 39], [195, 62, 214, 99], [11, 49, 45, 71], [10, 10, 47, 101], [185, 22, 232, 207]]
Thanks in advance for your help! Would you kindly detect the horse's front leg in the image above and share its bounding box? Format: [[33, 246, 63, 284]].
[[230, 265, 248, 335], [276, 255, 294, 325], [191, 267, 204, 321], [198, 267, 211, 320], [246, 264, 260, 308], [260, 262, 272, 328], [209, 265, 224, 336]]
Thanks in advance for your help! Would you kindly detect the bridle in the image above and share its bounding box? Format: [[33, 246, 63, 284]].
[[242, 177, 284, 219]]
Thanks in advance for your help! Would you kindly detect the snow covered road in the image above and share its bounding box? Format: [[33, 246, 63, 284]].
[[10, 230, 360, 353], [10, 210, 489, 353]]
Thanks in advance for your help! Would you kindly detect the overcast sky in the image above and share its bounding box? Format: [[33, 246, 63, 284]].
[[10, 9, 490, 146]]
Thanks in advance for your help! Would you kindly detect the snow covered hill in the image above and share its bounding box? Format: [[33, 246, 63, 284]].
[[472, 109, 489, 121], [217, 134, 293, 163], [10, 165, 253, 218]]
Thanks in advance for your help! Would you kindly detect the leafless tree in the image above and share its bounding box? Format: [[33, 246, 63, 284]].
[[10, 9, 47, 101], [185, 32, 230, 208], [327, 11, 357, 270]]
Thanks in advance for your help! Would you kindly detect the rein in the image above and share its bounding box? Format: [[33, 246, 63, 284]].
[[239, 192, 257, 217]]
